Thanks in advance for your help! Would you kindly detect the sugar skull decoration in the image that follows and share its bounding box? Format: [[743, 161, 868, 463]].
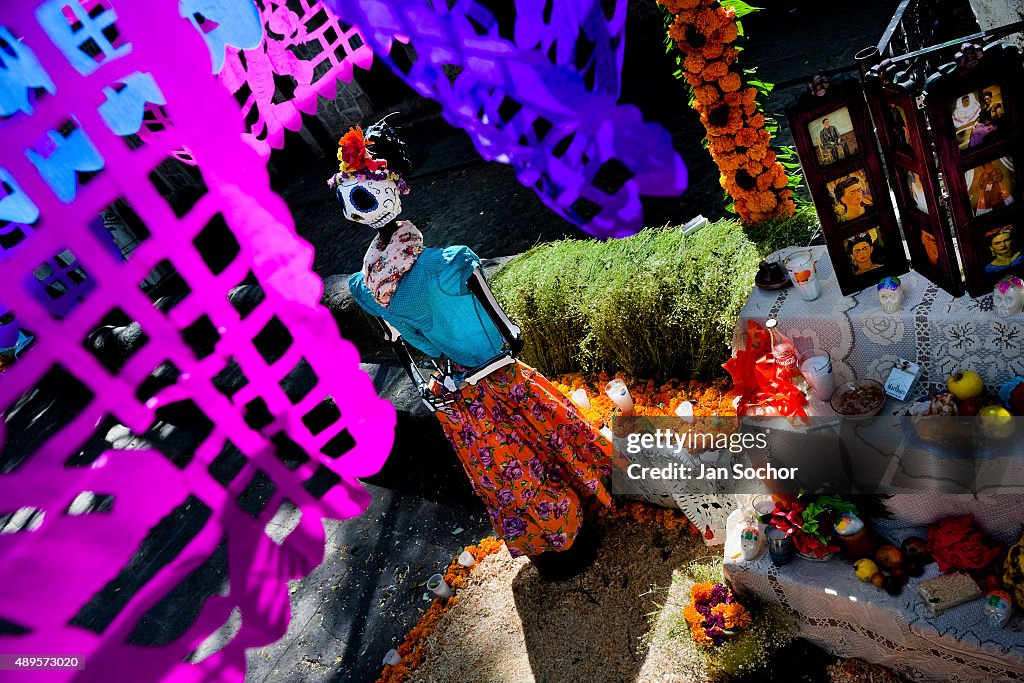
[[877, 276, 903, 313], [993, 275, 1024, 318], [739, 524, 762, 561], [328, 121, 410, 229], [983, 589, 1014, 628]]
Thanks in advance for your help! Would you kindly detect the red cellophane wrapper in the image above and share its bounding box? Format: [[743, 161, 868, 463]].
[[723, 321, 808, 418]]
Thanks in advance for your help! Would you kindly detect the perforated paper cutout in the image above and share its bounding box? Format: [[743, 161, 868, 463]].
[[324, 0, 688, 238], [0, 2, 393, 681], [218, 0, 381, 156]]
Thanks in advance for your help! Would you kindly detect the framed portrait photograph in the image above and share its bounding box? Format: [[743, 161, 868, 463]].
[[788, 77, 907, 295], [923, 42, 1024, 296], [964, 156, 1016, 217], [978, 222, 1024, 276], [950, 84, 1006, 152], [826, 170, 874, 223], [808, 107, 859, 166], [842, 228, 887, 278]]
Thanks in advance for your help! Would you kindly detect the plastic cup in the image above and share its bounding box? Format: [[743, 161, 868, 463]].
[[458, 551, 476, 567], [382, 649, 401, 666], [785, 250, 821, 301], [675, 400, 694, 421], [570, 388, 591, 410], [604, 379, 634, 414], [798, 349, 835, 401], [427, 573, 453, 598]]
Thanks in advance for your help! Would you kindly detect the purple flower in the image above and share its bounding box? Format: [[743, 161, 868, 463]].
[[460, 424, 476, 446], [468, 400, 487, 420], [505, 430, 523, 445], [511, 384, 527, 403], [547, 432, 567, 451], [710, 584, 728, 604], [530, 402, 546, 420], [541, 532, 567, 550], [554, 498, 570, 518], [487, 507, 500, 524], [490, 404, 509, 424], [479, 448, 495, 468], [584, 479, 598, 493], [520, 489, 536, 501], [598, 464, 612, 476], [504, 460, 524, 481], [497, 488, 515, 506], [479, 475, 496, 490], [527, 456, 545, 480], [507, 545, 525, 557], [535, 501, 553, 518], [502, 516, 527, 538], [697, 603, 712, 617]]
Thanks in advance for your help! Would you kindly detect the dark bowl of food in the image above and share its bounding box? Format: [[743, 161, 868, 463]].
[[830, 379, 886, 419]]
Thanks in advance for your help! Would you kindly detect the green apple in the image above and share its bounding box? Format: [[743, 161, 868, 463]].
[[947, 370, 984, 400]]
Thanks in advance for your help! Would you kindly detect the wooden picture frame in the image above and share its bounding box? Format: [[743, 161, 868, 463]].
[[788, 78, 908, 296], [924, 43, 1024, 297], [864, 77, 963, 296]]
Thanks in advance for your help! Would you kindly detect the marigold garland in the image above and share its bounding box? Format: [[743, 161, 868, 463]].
[[687, 581, 752, 646], [375, 537, 504, 683], [658, 0, 795, 224]]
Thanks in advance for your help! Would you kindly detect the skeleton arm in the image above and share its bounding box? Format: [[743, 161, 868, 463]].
[[371, 316, 439, 412]]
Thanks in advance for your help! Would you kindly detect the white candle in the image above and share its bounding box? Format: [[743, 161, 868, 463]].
[[570, 388, 591, 410], [604, 379, 634, 414]]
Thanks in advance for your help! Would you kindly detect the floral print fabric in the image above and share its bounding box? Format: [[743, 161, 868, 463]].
[[361, 220, 424, 307], [437, 362, 615, 557]]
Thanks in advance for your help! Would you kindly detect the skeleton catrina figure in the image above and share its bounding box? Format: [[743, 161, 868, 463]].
[[334, 121, 615, 579]]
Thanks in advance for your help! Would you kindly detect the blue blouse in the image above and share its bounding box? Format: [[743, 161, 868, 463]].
[[348, 246, 506, 368]]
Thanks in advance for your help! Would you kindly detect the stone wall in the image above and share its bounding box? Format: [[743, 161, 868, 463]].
[[969, 0, 1024, 51]]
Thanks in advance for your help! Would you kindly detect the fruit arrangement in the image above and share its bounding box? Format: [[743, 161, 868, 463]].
[[853, 537, 932, 596]]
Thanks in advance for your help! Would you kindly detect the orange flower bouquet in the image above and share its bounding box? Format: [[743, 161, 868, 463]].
[[686, 581, 752, 646]]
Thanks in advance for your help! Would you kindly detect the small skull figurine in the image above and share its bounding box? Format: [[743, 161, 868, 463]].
[[993, 276, 1024, 318], [739, 524, 762, 560], [336, 175, 403, 229], [983, 590, 1014, 628], [877, 276, 903, 313]]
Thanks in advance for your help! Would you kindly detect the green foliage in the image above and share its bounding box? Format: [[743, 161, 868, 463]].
[[490, 214, 817, 381]]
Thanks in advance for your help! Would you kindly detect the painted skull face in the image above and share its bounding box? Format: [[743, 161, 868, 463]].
[[740, 526, 762, 560], [877, 277, 903, 314], [337, 176, 402, 229], [983, 590, 1013, 628], [993, 276, 1024, 318]]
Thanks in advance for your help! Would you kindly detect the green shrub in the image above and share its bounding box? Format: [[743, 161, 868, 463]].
[[491, 209, 817, 380]]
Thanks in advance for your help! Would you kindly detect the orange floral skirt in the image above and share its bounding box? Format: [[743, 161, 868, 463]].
[[436, 362, 614, 557]]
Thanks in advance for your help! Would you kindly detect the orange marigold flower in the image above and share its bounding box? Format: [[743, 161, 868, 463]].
[[694, 84, 721, 106], [780, 188, 793, 199], [749, 113, 766, 129], [719, 72, 742, 93], [771, 167, 789, 189], [710, 135, 737, 153], [702, 42, 725, 59], [748, 144, 769, 161], [722, 46, 740, 65], [715, 22, 739, 44], [683, 54, 706, 74], [691, 623, 712, 646], [722, 602, 752, 629], [659, 0, 700, 11], [690, 582, 715, 603], [735, 127, 759, 147], [701, 61, 729, 81], [762, 150, 777, 167], [684, 73, 702, 88], [695, 8, 724, 34]]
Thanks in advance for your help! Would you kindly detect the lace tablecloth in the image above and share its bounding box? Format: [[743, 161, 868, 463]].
[[724, 516, 1024, 682], [736, 246, 1024, 392]]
